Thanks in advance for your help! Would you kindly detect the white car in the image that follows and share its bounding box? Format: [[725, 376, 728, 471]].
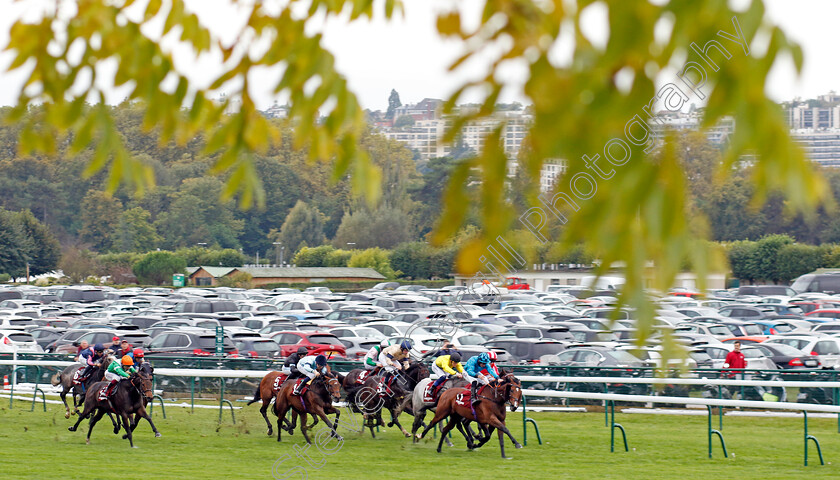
[[276, 299, 333, 315], [696, 343, 778, 371], [765, 335, 840, 368], [0, 330, 43, 353]]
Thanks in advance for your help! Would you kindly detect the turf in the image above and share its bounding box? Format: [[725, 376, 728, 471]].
[[2, 398, 840, 479]]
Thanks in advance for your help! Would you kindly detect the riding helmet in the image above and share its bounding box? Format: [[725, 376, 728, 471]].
[[297, 346, 308, 356], [94, 343, 105, 352], [121, 355, 134, 366], [400, 340, 412, 351], [133, 348, 144, 358], [487, 351, 498, 362], [450, 352, 462, 363], [315, 355, 327, 366], [379, 339, 390, 349], [477, 353, 489, 364]]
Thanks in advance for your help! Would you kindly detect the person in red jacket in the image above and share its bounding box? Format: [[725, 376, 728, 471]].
[[724, 341, 747, 379]]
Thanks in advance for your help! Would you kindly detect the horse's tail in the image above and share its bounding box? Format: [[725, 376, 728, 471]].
[[50, 372, 61, 386], [246, 386, 261, 406]]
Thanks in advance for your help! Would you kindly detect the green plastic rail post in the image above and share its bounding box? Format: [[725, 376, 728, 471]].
[[706, 405, 727, 458], [804, 411, 825, 466], [219, 378, 235, 424], [521, 395, 542, 446], [608, 400, 628, 453], [148, 395, 166, 418]]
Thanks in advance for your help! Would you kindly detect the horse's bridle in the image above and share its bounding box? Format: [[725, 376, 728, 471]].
[[130, 373, 153, 401]]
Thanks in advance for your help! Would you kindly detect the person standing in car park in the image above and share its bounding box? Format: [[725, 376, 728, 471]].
[[724, 341, 747, 383]]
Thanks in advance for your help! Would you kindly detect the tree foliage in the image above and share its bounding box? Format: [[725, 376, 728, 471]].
[[277, 201, 325, 255], [132, 251, 187, 285], [348, 248, 398, 279], [332, 207, 413, 249]]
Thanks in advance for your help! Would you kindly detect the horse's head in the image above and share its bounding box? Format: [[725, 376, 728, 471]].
[[407, 362, 430, 384], [132, 371, 154, 402], [501, 374, 522, 411], [324, 374, 341, 403]]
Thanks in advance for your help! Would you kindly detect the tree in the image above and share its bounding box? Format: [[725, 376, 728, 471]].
[[727, 240, 758, 283], [278, 201, 325, 254], [132, 251, 187, 285], [394, 115, 414, 128], [79, 191, 123, 252], [116, 207, 162, 253], [777, 244, 823, 284], [0, 209, 28, 276], [217, 272, 253, 289], [59, 248, 99, 283], [293, 245, 336, 267], [386, 89, 402, 121], [2, 1, 821, 347], [13, 209, 61, 276], [752, 234, 795, 283], [348, 248, 397, 279], [332, 207, 412, 249]]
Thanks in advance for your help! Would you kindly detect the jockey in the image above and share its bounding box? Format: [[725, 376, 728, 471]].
[[465, 352, 500, 405], [376, 340, 412, 394], [133, 348, 148, 370], [104, 355, 136, 398], [363, 340, 388, 372], [429, 352, 464, 395], [293, 354, 328, 395], [78, 343, 105, 380], [282, 347, 309, 380]]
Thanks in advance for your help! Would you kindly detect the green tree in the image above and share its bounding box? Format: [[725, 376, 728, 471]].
[[394, 115, 415, 128], [752, 234, 795, 283], [79, 191, 123, 252], [132, 251, 187, 285], [0, 209, 28, 276], [59, 248, 99, 283], [293, 245, 336, 267], [278, 201, 325, 254], [776, 244, 824, 284], [727, 240, 758, 283], [116, 207, 162, 253], [386, 89, 402, 121], [348, 248, 397, 279], [324, 249, 353, 267], [332, 207, 412, 249], [13, 209, 61, 276], [154, 177, 244, 249], [199, 248, 248, 267]]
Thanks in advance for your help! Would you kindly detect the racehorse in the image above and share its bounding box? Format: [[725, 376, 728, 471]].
[[409, 376, 470, 444], [273, 373, 343, 445], [68, 370, 161, 447], [351, 362, 428, 438], [51, 355, 114, 418], [418, 373, 523, 458], [247, 370, 305, 436]]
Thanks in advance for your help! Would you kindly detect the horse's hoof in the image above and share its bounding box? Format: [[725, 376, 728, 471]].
[[267, 430, 273, 436], [85, 439, 90, 445], [155, 432, 162, 438], [515, 443, 523, 449], [335, 435, 344, 442], [402, 431, 410, 438], [64, 412, 70, 419], [68, 426, 75, 432]]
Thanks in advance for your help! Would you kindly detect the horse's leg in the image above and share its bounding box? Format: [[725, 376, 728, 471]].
[[85, 408, 106, 445], [260, 398, 273, 436], [68, 401, 94, 432], [121, 412, 135, 448], [454, 420, 475, 449], [300, 412, 313, 445], [108, 412, 121, 434], [411, 407, 427, 443], [388, 405, 410, 437], [60, 386, 71, 418], [485, 414, 521, 456], [436, 415, 460, 453], [125, 406, 160, 439], [418, 403, 450, 440]]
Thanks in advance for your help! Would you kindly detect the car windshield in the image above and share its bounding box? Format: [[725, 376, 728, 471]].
[[773, 324, 793, 333], [250, 340, 280, 353], [8, 333, 34, 342], [609, 350, 643, 364], [742, 349, 765, 359], [308, 335, 339, 345], [520, 314, 547, 324], [766, 344, 806, 356], [742, 324, 763, 335], [457, 335, 486, 346], [309, 303, 330, 311], [355, 328, 384, 339]]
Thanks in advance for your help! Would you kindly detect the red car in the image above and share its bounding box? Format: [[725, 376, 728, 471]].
[[504, 277, 530, 290], [270, 331, 347, 359]]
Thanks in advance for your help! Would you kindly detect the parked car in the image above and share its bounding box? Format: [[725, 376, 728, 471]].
[[746, 343, 821, 369], [484, 339, 567, 364], [337, 336, 382, 360], [546, 346, 645, 368], [764, 336, 840, 368], [695, 344, 778, 370], [234, 338, 282, 358], [145, 330, 239, 356], [27, 327, 65, 349], [0, 330, 43, 353], [270, 332, 347, 359]]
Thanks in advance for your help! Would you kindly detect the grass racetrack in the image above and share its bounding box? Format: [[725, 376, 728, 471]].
[[3, 398, 840, 479]]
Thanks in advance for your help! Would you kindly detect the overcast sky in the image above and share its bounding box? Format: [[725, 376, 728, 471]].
[[0, 0, 835, 111]]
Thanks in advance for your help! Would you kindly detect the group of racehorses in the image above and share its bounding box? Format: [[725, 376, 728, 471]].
[[247, 361, 524, 458], [49, 357, 522, 456], [51, 356, 160, 448]]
